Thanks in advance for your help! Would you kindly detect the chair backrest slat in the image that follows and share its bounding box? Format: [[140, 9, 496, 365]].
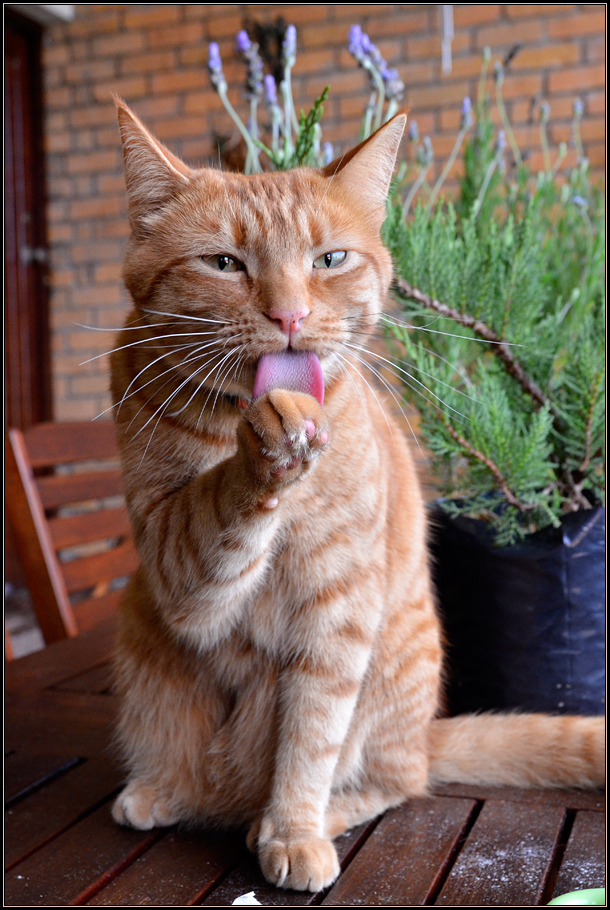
[[61, 540, 140, 594], [23, 421, 120, 468], [36, 469, 125, 511], [48, 508, 132, 550], [5, 422, 139, 649]]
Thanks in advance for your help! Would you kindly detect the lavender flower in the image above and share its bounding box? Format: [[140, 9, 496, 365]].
[[282, 24, 297, 68], [416, 136, 434, 167], [264, 74, 277, 106], [495, 129, 507, 155], [571, 195, 588, 208], [381, 66, 405, 102], [207, 42, 226, 92], [539, 101, 550, 124], [573, 97, 584, 119], [323, 142, 334, 166], [236, 30, 251, 53], [408, 119, 420, 142], [236, 30, 264, 102], [493, 61, 504, 86], [460, 96, 473, 130]]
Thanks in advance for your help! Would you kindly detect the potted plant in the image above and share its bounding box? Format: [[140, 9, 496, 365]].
[[383, 51, 605, 717], [206, 26, 605, 717]]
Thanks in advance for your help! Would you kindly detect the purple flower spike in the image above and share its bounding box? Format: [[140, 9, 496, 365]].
[[264, 74, 277, 106], [460, 96, 473, 130], [282, 24, 297, 67], [323, 142, 334, 165], [236, 30, 251, 53], [207, 42, 226, 91]]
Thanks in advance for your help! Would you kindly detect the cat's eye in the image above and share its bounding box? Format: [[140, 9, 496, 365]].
[[201, 254, 243, 273], [313, 250, 347, 270]]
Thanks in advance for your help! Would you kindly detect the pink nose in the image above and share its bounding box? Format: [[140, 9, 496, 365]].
[[268, 308, 309, 338]]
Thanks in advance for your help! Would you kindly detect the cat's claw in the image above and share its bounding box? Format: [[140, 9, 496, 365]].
[[112, 779, 180, 830], [258, 835, 340, 892]]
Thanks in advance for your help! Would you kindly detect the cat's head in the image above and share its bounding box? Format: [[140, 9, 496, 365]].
[[116, 99, 406, 405]]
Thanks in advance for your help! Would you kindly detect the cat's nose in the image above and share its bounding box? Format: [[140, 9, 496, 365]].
[[267, 308, 310, 338]]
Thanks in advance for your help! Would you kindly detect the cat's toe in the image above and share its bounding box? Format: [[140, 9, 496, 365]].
[[112, 779, 180, 830], [259, 836, 340, 892]]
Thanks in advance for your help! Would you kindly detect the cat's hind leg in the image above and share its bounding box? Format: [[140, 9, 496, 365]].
[[112, 779, 182, 830]]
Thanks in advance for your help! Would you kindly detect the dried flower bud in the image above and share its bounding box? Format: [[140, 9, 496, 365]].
[[573, 98, 584, 119], [539, 101, 550, 124]]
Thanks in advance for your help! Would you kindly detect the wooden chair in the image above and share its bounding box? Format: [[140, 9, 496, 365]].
[[5, 421, 139, 645]]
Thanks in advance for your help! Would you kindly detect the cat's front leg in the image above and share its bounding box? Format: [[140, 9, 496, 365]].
[[251, 620, 375, 891]]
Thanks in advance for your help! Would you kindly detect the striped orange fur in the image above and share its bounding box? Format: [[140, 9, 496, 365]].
[[110, 100, 604, 892]]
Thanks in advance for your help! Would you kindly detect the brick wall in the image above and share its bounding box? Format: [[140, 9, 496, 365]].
[[41, 3, 605, 421]]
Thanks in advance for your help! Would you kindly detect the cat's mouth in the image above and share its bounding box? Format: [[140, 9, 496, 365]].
[[252, 350, 324, 405]]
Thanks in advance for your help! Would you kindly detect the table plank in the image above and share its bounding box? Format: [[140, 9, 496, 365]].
[[5, 751, 82, 807], [322, 796, 477, 905], [434, 782, 605, 812], [5, 757, 124, 870], [4, 617, 117, 700], [202, 820, 373, 906], [4, 799, 158, 906], [6, 690, 117, 756], [435, 798, 566, 906], [86, 827, 244, 906], [52, 661, 114, 695], [552, 811, 606, 899]]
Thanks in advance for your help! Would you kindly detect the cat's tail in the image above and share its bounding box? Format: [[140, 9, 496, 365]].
[[428, 713, 605, 789]]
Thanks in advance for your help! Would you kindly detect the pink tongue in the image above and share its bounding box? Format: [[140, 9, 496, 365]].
[[253, 350, 324, 405]]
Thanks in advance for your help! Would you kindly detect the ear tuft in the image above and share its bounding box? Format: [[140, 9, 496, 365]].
[[324, 111, 408, 218], [115, 97, 194, 229]]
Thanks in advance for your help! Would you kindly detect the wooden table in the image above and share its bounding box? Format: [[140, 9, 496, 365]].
[[5, 619, 605, 906]]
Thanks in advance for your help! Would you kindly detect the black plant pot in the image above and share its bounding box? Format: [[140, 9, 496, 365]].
[[429, 504, 605, 716]]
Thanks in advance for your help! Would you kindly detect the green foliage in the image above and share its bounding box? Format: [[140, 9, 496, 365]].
[[260, 87, 330, 170], [385, 101, 605, 544]]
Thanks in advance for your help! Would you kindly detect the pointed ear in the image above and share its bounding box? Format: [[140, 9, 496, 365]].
[[323, 110, 408, 219], [115, 97, 194, 230]]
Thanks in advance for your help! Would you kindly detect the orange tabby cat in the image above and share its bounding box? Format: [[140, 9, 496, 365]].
[[110, 99, 604, 892]]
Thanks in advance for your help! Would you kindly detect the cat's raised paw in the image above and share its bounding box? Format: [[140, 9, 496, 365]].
[[258, 835, 340, 892], [112, 779, 180, 830], [239, 388, 330, 491]]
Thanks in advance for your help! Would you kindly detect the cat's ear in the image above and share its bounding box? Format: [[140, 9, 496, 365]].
[[115, 97, 194, 230], [323, 110, 408, 219]]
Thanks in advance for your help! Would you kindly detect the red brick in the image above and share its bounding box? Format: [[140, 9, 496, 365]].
[[206, 13, 243, 41], [406, 80, 471, 111], [65, 60, 116, 84], [453, 5, 501, 28], [124, 6, 181, 28], [93, 262, 124, 283], [66, 149, 120, 174], [511, 43, 580, 70], [587, 91, 605, 115], [93, 32, 145, 58], [587, 38, 606, 64], [446, 53, 489, 80], [476, 20, 544, 49], [548, 64, 605, 93], [500, 73, 543, 100], [548, 10, 606, 37], [505, 5, 575, 18], [93, 77, 148, 104], [120, 50, 177, 75], [151, 70, 207, 95], [577, 118, 606, 142], [70, 196, 124, 220], [149, 21, 204, 48]]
